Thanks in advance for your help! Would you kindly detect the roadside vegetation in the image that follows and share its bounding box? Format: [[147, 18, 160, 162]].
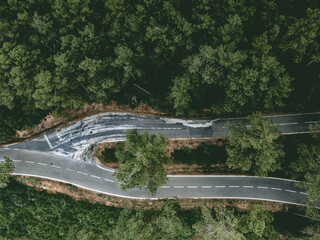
[[0, 179, 318, 239], [0, 0, 319, 142], [0, 156, 14, 188]]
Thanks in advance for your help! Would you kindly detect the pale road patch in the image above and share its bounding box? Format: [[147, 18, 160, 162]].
[[44, 134, 53, 149]]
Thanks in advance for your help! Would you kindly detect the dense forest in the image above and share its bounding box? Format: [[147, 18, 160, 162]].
[[0, 0, 320, 141], [0, 180, 318, 239]]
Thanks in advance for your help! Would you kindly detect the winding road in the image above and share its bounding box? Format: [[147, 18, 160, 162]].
[[2, 112, 320, 205]]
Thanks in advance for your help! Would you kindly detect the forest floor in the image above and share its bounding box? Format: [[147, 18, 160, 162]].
[[14, 175, 293, 212], [94, 138, 248, 176]]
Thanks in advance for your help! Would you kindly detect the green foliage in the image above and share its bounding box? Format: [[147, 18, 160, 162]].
[[0, 156, 14, 188], [108, 203, 191, 240], [113, 130, 168, 195], [193, 206, 245, 240], [226, 112, 284, 176], [238, 205, 276, 239]]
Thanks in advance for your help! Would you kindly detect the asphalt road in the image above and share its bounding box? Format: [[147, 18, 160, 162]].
[[2, 112, 319, 205]]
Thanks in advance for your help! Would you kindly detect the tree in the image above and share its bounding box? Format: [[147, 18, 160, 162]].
[[113, 129, 168, 195], [238, 204, 276, 239], [226, 112, 284, 176], [193, 206, 245, 240], [291, 144, 320, 203], [108, 204, 187, 240], [0, 156, 14, 188]]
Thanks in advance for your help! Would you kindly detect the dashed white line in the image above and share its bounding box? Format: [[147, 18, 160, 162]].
[[300, 192, 308, 195], [243, 186, 254, 188], [161, 186, 170, 189], [38, 163, 47, 166], [229, 186, 239, 188], [285, 189, 296, 193], [201, 186, 212, 188], [66, 168, 74, 172], [13, 160, 21, 162], [215, 186, 225, 188], [304, 121, 320, 124], [104, 178, 114, 183], [271, 187, 282, 191], [77, 171, 88, 175], [91, 175, 101, 179], [51, 165, 61, 169], [257, 186, 268, 189], [25, 161, 34, 164], [274, 122, 298, 126], [173, 186, 184, 189], [187, 186, 198, 189]]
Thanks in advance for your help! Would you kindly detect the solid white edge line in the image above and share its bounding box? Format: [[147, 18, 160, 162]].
[[95, 164, 115, 172], [9, 173, 307, 205]]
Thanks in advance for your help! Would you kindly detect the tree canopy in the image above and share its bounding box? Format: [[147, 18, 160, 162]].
[[113, 129, 168, 195], [226, 112, 284, 176], [0, 156, 14, 188]]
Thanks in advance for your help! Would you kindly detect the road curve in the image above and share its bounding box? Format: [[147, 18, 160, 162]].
[[1, 112, 319, 205]]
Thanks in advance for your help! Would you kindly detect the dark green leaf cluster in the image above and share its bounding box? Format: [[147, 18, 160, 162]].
[[226, 112, 284, 176], [0, 156, 14, 188], [114, 129, 168, 195]]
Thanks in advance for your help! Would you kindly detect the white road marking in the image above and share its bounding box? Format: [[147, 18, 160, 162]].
[[13, 160, 21, 162], [300, 192, 308, 195], [25, 161, 34, 164], [229, 186, 239, 188], [173, 186, 184, 189], [243, 186, 254, 188], [271, 187, 282, 191], [95, 164, 115, 172], [161, 186, 170, 189], [66, 168, 74, 172], [285, 189, 296, 193], [257, 186, 268, 189], [201, 186, 212, 188], [187, 186, 198, 188], [77, 171, 88, 175], [44, 134, 53, 149], [215, 186, 225, 188], [51, 165, 61, 169], [38, 163, 47, 166], [91, 175, 101, 179], [104, 178, 114, 183], [304, 121, 320, 124]]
